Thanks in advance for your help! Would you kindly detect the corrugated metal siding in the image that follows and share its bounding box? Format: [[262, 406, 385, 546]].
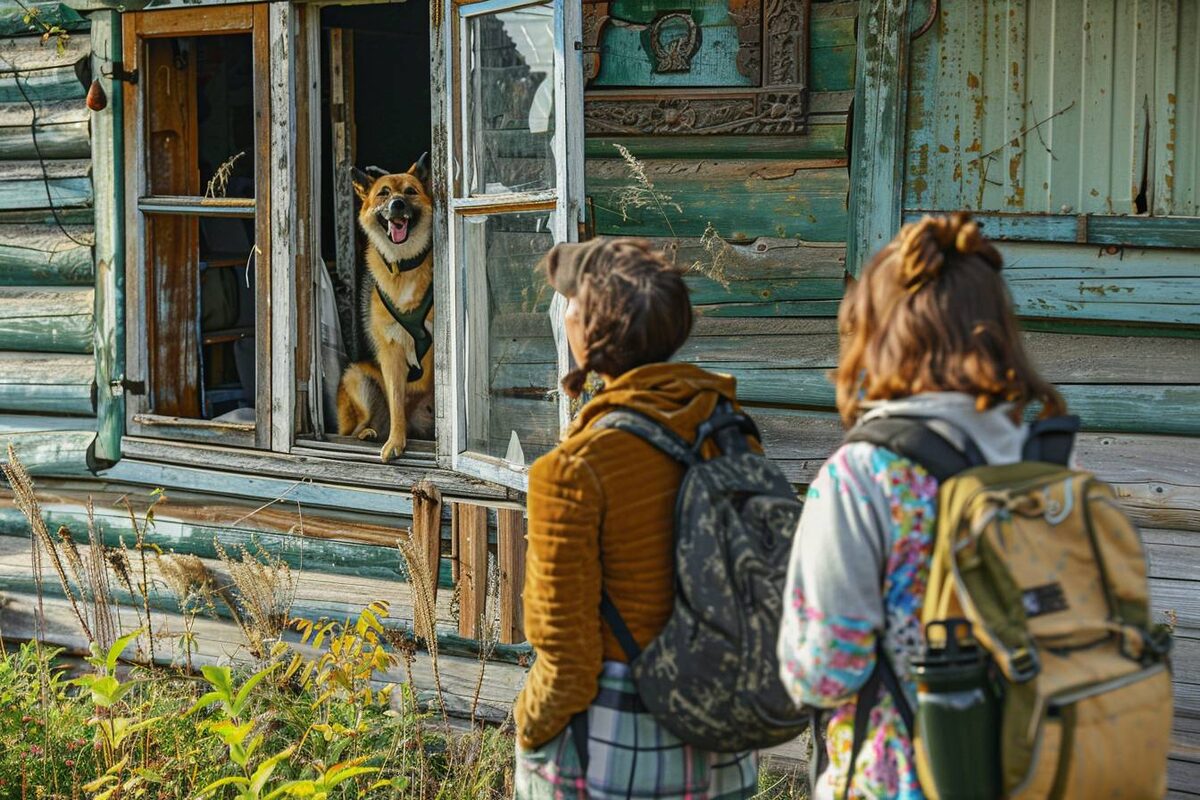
[[905, 0, 1200, 217]]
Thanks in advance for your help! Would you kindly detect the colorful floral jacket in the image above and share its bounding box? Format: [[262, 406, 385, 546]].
[[777, 394, 1034, 799]]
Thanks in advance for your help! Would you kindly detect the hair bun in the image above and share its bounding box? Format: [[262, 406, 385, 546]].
[[897, 212, 998, 292]]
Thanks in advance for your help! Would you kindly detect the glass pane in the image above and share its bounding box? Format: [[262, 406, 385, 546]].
[[145, 213, 258, 421], [464, 4, 556, 195], [463, 210, 559, 464], [146, 34, 256, 198]]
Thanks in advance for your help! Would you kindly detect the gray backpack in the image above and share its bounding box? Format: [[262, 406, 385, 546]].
[[588, 401, 808, 752]]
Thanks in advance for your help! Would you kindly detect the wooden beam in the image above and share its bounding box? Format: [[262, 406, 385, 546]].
[[89, 9, 125, 465], [411, 480, 443, 607], [846, 0, 912, 274], [453, 502, 488, 639], [497, 507, 526, 644], [329, 27, 359, 361]]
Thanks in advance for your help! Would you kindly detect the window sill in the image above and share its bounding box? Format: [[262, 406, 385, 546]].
[[118, 435, 520, 505]]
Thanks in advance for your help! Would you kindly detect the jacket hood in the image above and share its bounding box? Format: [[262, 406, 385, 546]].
[[860, 391, 1028, 465], [568, 362, 737, 442]]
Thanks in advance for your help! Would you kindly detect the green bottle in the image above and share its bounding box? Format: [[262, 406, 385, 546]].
[[912, 619, 1000, 799]]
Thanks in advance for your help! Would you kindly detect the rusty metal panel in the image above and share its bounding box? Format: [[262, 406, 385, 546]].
[[904, 0, 1197, 217]]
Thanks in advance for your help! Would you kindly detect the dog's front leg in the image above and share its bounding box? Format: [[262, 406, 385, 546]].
[[377, 348, 409, 462]]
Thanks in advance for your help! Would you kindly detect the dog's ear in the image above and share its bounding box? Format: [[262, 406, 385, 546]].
[[350, 166, 374, 202], [408, 152, 431, 188]]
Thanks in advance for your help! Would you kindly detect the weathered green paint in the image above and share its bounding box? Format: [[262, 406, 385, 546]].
[[902, 211, 1200, 250], [585, 120, 848, 161], [0, 352, 93, 415], [0, 118, 89, 160], [0, 171, 92, 211], [809, 8, 857, 92], [846, 0, 911, 275], [90, 9, 123, 464], [904, 0, 1199, 218], [0, 225, 93, 284], [0, 415, 93, 475], [0, 67, 87, 105], [0, 286, 94, 353], [588, 162, 850, 242], [592, 1, 753, 89]]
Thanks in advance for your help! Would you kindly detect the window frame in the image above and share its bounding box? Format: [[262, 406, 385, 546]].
[[121, 5, 274, 449], [435, 0, 584, 491], [107, 0, 583, 495]]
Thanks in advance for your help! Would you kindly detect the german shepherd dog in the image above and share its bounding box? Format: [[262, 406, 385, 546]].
[[337, 156, 434, 461]]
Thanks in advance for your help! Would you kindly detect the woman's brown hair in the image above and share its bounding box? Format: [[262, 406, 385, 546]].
[[835, 212, 1065, 425], [555, 238, 693, 398]]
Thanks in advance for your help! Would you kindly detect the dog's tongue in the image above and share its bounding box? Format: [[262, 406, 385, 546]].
[[388, 219, 409, 244]]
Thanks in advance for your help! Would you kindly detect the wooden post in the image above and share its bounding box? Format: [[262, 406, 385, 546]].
[[452, 502, 489, 639], [329, 28, 359, 361], [846, 0, 913, 276], [410, 480, 443, 605], [497, 507, 527, 644]]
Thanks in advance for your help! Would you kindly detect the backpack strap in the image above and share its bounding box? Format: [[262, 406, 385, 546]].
[[1022, 415, 1080, 465], [841, 642, 915, 800], [591, 409, 697, 465], [845, 416, 983, 482]]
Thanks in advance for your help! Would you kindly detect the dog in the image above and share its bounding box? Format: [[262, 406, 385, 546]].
[[336, 155, 435, 461]]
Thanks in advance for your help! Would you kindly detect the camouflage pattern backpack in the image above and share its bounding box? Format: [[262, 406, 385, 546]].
[[589, 401, 807, 752]]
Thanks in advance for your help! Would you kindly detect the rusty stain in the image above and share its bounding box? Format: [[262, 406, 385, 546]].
[[1090, 189, 1100, 197], [1011, 61, 1019, 78], [1077, 283, 1133, 297], [965, 137, 982, 153], [938, 144, 950, 153], [966, 72, 980, 89]]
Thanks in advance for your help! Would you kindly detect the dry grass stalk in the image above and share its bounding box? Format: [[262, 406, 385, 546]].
[[158, 552, 217, 672], [612, 143, 681, 238], [213, 540, 296, 656], [204, 151, 245, 199], [2, 446, 93, 644], [692, 222, 733, 288], [469, 559, 502, 724], [85, 499, 117, 657], [397, 534, 447, 721], [121, 496, 161, 663]]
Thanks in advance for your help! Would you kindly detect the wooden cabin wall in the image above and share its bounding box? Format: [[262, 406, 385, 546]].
[[0, 4, 95, 477], [902, 1, 1200, 793]]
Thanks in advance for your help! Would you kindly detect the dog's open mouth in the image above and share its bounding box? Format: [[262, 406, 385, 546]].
[[386, 217, 409, 244]]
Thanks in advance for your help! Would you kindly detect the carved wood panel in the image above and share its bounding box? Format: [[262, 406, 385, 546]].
[[582, 0, 809, 136]]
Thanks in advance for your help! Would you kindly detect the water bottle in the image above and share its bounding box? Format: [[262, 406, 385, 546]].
[[912, 618, 1000, 799]]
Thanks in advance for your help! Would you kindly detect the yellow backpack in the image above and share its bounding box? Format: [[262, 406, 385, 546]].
[[847, 416, 1174, 799]]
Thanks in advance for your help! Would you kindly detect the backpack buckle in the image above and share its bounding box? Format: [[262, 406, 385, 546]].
[[1008, 646, 1040, 683]]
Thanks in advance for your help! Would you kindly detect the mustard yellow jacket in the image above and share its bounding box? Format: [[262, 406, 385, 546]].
[[513, 362, 744, 749]]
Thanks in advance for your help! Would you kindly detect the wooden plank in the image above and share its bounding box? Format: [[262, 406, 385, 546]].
[[411, 480, 443, 608], [0, 100, 89, 160], [90, 9, 123, 464], [0, 415, 93, 476], [846, 0, 911, 274], [0, 286, 93, 353], [497, 507, 526, 645], [454, 502, 489, 640], [584, 120, 848, 160], [0, 351, 92, 415], [0, 158, 91, 211], [1145, 529, 1200, 583], [586, 159, 849, 243], [0, 223, 92, 284]]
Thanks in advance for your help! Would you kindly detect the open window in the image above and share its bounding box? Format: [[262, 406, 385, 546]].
[[122, 6, 271, 448], [441, 0, 584, 489]]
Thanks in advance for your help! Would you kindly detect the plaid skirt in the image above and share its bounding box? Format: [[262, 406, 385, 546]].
[[515, 662, 758, 800]]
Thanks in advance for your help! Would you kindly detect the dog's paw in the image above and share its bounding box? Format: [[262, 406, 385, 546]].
[[380, 435, 407, 462], [355, 427, 378, 441]]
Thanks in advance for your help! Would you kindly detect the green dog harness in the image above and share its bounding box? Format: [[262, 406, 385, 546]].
[[375, 281, 434, 382]]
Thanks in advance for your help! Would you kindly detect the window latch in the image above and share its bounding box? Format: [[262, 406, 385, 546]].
[[112, 378, 146, 396], [103, 61, 138, 85]]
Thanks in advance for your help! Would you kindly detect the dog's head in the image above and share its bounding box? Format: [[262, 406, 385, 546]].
[[353, 154, 433, 266]]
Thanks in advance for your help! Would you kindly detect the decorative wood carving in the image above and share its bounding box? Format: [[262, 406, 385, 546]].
[[649, 12, 701, 73], [582, 0, 809, 136]]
